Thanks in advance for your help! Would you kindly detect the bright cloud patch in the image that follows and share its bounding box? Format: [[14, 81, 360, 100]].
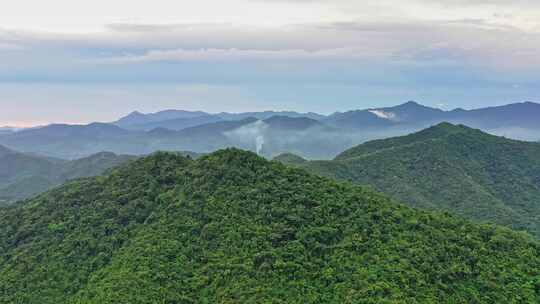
[[369, 110, 397, 120]]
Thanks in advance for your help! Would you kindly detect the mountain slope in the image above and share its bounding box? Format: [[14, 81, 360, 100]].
[[124, 115, 224, 131], [273, 152, 308, 165], [375, 101, 446, 123], [1, 149, 539, 303], [448, 101, 540, 129], [116, 109, 325, 130], [0, 123, 144, 159], [324, 109, 394, 129], [263, 115, 325, 131], [324, 101, 446, 129], [0, 145, 59, 198], [289, 123, 540, 237], [0, 150, 136, 204]]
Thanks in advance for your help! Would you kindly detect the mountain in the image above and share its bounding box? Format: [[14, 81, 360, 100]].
[[0, 116, 333, 159], [114, 110, 211, 128], [0, 144, 14, 156], [142, 118, 261, 155], [324, 101, 540, 138], [3, 101, 539, 160], [0, 145, 59, 204], [273, 152, 308, 165], [115, 109, 325, 131], [263, 115, 325, 131], [177, 117, 259, 137], [447, 101, 540, 130], [1, 149, 539, 303], [0, 127, 16, 135], [0, 147, 136, 204], [122, 115, 224, 131], [285, 123, 540, 237], [0, 123, 148, 159], [374, 101, 446, 123], [324, 101, 445, 129], [252, 117, 342, 158], [324, 108, 394, 129]]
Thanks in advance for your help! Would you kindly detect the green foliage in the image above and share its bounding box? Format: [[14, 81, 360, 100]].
[[272, 153, 307, 165], [291, 123, 540, 238], [0, 149, 539, 302]]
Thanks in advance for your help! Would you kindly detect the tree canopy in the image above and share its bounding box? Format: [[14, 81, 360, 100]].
[[1, 149, 539, 303], [289, 123, 540, 238]]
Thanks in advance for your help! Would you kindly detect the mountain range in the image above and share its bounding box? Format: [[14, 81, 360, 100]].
[[276, 123, 540, 238], [115, 101, 540, 134], [0, 101, 539, 160], [1, 149, 539, 303], [114, 109, 325, 130]]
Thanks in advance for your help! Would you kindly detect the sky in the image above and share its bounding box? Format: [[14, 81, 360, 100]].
[[1, 0, 540, 126]]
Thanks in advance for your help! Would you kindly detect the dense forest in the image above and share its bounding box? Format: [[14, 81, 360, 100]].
[[1, 149, 540, 303], [280, 123, 540, 238]]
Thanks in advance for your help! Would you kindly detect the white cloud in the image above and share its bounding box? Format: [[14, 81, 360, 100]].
[[70, 19, 538, 71], [0, 1, 538, 86], [369, 110, 397, 120]]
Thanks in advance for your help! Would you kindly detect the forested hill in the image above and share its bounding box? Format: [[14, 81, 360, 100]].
[[0, 149, 136, 205], [287, 123, 540, 237], [1, 149, 540, 303]]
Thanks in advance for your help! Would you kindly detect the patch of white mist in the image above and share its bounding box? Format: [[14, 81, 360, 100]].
[[224, 120, 269, 155], [368, 110, 397, 120]]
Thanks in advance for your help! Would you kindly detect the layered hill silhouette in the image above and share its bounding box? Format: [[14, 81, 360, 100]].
[[0, 145, 136, 204], [0, 149, 539, 303], [324, 101, 540, 132], [1, 101, 539, 159], [281, 123, 540, 237]]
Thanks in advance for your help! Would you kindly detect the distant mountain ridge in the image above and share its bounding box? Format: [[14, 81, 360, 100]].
[[114, 101, 540, 136], [114, 110, 211, 127], [324, 101, 540, 132], [114, 109, 325, 130], [1, 101, 539, 159]]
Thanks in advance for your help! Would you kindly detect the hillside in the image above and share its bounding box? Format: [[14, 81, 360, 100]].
[[324, 101, 444, 129], [0, 149, 136, 204], [273, 152, 308, 165], [124, 115, 224, 131], [1, 149, 539, 303], [263, 116, 324, 131], [325, 101, 540, 133], [0, 123, 145, 159], [0, 145, 60, 204], [289, 123, 540, 237]]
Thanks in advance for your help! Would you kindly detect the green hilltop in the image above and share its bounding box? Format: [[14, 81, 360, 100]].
[[1, 149, 540, 303], [286, 123, 540, 238]]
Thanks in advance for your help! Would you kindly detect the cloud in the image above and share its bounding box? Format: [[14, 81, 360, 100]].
[[94, 47, 389, 64], [0, 0, 539, 127], [0, 10, 539, 86], [78, 20, 540, 72]]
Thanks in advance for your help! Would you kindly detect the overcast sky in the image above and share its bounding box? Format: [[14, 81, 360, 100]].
[[1, 0, 539, 126]]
